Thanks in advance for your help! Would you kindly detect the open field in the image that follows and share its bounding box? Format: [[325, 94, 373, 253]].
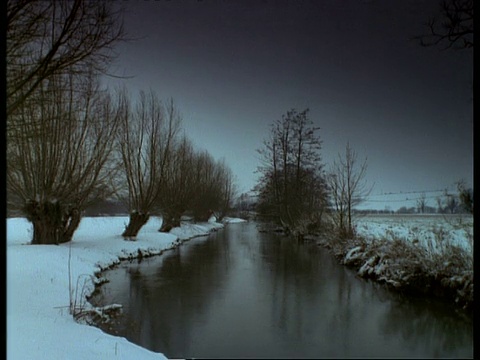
[[354, 214, 473, 254]]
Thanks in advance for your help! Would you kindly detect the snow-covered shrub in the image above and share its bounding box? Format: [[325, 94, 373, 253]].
[[321, 214, 474, 310], [344, 234, 472, 309]]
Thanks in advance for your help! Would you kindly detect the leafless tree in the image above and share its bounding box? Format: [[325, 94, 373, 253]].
[[6, 0, 126, 245], [156, 134, 237, 231], [436, 189, 460, 214], [7, 0, 125, 122], [189, 150, 222, 222], [157, 135, 197, 232], [116, 90, 181, 238], [327, 142, 372, 238], [445, 191, 459, 214], [414, 0, 473, 50], [7, 73, 121, 244], [436, 196, 446, 214], [416, 193, 428, 213], [456, 179, 473, 214], [255, 108, 328, 235], [214, 159, 238, 222]]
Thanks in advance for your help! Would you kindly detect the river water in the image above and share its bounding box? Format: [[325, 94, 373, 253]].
[[91, 221, 473, 358]]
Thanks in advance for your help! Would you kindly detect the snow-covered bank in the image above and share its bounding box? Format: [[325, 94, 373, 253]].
[[221, 216, 249, 224], [7, 216, 240, 360], [317, 214, 474, 310]]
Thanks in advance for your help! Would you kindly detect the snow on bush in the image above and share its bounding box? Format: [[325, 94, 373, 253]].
[[321, 214, 473, 310]]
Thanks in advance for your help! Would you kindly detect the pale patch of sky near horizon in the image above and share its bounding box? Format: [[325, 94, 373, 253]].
[[103, 0, 473, 210]]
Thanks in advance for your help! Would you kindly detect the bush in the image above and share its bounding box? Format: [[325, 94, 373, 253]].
[[321, 228, 473, 310]]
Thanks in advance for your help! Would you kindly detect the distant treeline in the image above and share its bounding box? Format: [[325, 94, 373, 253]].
[[354, 205, 472, 215], [231, 191, 472, 219]]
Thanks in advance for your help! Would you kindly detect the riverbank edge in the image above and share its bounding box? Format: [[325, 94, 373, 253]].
[[85, 221, 233, 347], [7, 216, 230, 360], [86, 221, 227, 316], [313, 232, 473, 313], [254, 221, 472, 312]]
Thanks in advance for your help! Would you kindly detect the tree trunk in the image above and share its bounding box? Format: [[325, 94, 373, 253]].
[[194, 210, 213, 223], [25, 200, 63, 245], [338, 212, 344, 236], [159, 213, 181, 232], [31, 218, 61, 245], [347, 205, 352, 235], [59, 209, 82, 244], [122, 212, 150, 238]]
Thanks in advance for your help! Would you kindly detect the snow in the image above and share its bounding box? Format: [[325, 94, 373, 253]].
[[7, 213, 472, 359], [344, 246, 363, 262], [353, 214, 473, 253], [6, 215, 234, 360], [332, 214, 474, 309], [222, 216, 248, 224]]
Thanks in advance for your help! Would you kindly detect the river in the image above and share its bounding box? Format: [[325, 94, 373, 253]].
[[90, 221, 473, 358]]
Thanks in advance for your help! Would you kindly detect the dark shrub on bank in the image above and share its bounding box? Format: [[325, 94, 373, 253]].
[[319, 230, 473, 311]]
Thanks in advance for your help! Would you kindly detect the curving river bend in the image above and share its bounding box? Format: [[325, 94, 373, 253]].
[[91, 221, 473, 358]]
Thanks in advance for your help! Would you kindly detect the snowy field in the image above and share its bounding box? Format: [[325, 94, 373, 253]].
[[353, 214, 473, 253], [7, 215, 245, 360]]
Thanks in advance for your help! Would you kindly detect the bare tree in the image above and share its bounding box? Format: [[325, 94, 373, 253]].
[[456, 179, 473, 214], [445, 191, 459, 214], [436, 189, 460, 214], [255, 108, 328, 235], [7, 73, 121, 244], [6, 0, 126, 245], [157, 135, 197, 232], [328, 142, 372, 238], [116, 90, 181, 238], [416, 193, 428, 213], [436, 195, 446, 214], [190, 150, 222, 222], [214, 159, 238, 222], [6, 0, 125, 121], [156, 135, 237, 231], [255, 126, 281, 221], [414, 0, 473, 50]]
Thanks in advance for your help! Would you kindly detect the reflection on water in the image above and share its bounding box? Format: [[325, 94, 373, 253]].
[[91, 222, 473, 358]]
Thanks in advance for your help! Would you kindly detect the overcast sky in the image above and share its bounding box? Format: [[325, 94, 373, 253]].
[[103, 0, 473, 210]]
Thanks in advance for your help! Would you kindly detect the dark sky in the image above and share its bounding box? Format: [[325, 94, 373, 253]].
[[104, 0, 473, 210]]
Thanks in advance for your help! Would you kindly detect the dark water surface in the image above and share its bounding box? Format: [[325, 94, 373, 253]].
[[91, 222, 473, 358]]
